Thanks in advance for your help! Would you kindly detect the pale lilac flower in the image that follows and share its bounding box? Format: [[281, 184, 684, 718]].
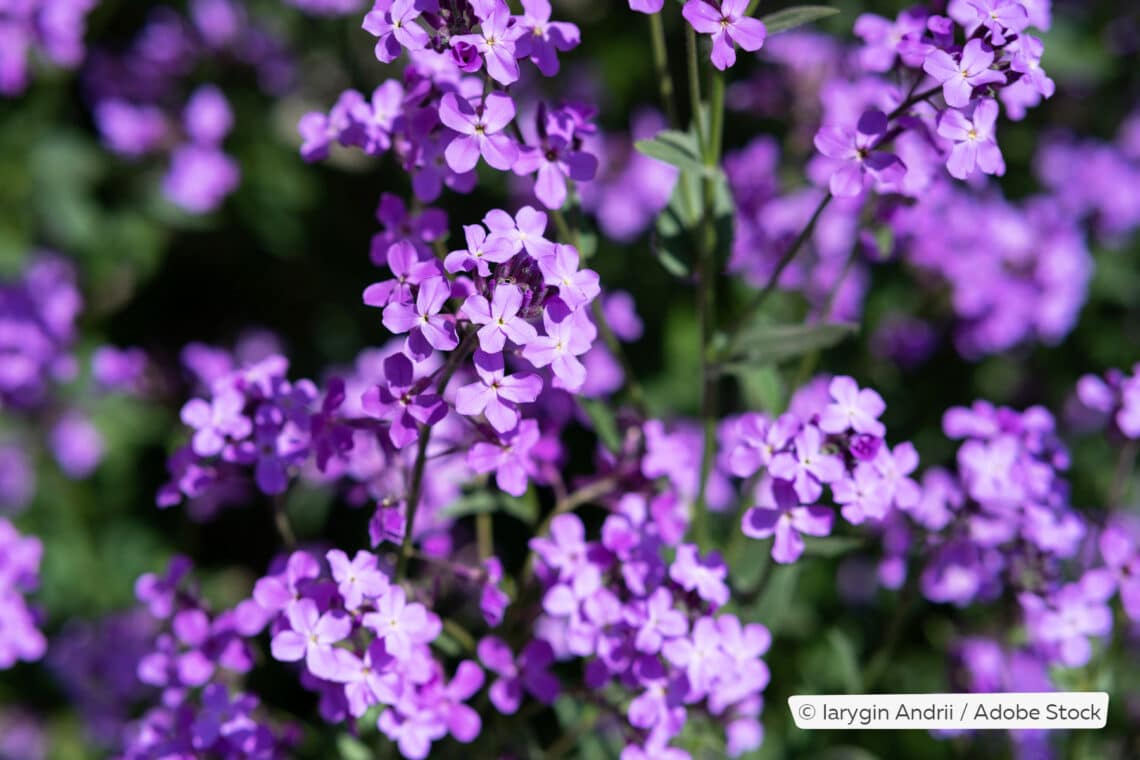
[[537, 244, 600, 310], [364, 240, 441, 308], [629, 0, 665, 13], [180, 390, 251, 457], [515, 0, 580, 77], [451, 6, 523, 84], [625, 588, 688, 653], [361, 352, 445, 448], [362, 0, 429, 63], [938, 99, 1005, 180], [522, 309, 594, 392], [819, 375, 887, 436], [668, 544, 730, 606], [922, 39, 1005, 108], [444, 224, 514, 277], [362, 586, 438, 659], [968, 0, 1028, 45], [468, 419, 541, 496], [832, 466, 889, 524], [269, 599, 351, 679], [382, 276, 459, 356], [483, 206, 556, 259], [813, 110, 905, 197], [455, 351, 543, 434], [459, 285, 538, 353], [682, 0, 767, 71], [742, 479, 834, 563], [768, 425, 844, 503], [478, 636, 560, 714], [326, 549, 389, 610], [438, 92, 518, 173]]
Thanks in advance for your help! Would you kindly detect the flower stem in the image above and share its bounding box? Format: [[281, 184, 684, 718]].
[[685, 25, 707, 152], [271, 494, 297, 550], [648, 11, 678, 127], [730, 191, 833, 342], [396, 330, 479, 581], [476, 512, 493, 560]]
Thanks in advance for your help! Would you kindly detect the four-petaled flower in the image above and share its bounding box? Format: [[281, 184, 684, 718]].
[[270, 598, 352, 679], [456, 350, 543, 434], [813, 109, 906, 197], [923, 39, 1006, 108], [439, 92, 519, 174], [682, 0, 767, 71], [937, 98, 1005, 180], [460, 285, 539, 353], [382, 276, 459, 357]]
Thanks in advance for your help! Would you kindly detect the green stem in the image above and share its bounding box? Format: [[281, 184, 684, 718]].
[[648, 11, 679, 127], [441, 617, 477, 653], [685, 25, 707, 152], [271, 494, 297, 550], [1109, 440, 1138, 508], [730, 191, 833, 342], [396, 331, 479, 581], [476, 512, 493, 560]]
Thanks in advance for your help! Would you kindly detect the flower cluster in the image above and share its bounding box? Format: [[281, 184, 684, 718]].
[[85, 0, 294, 212], [299, 0, 596, 209], [530, 507, 769, 758], [0, 518, 45, 669], [242, 548, 483, 760], [0, 0, 97, 96], [725, 376, 918, 564], [631, 0, 766, 71], [120, 557, 298, 759]]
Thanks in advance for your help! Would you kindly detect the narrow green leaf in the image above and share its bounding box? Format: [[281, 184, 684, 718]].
[[635, 130, 708, 175], [336, 734, 373, 760], [761, 5, 840, 35], [802, 534, 865, 558], [755, 562, 800, 633], [826, 628, 865, 694], [722, 321, 858, 368]]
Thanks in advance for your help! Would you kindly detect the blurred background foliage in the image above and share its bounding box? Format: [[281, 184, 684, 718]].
[[1, 0, 1139, 758]]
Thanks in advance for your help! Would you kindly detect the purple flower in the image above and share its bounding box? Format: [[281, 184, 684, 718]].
[[1100, 523, 1140, 621], [514, 133, 598, 210], [922, 39, 1006, 108], [741, 479, 834, 563], [362, 0, 429, 63], [938, 99, 1005, 180], [661, 616, 729, 697], [361, 352, 445, 448], [331, 642, 399, 718], [522, 308, 594, 393], [180, 390, 251, 457], [625, 588, 688, 653], [162, 145, 241, 214], [478, 636, 560, 714], [444, 224, 514, 277], [668, 544, 730, 606], [49, 411, 104, 479], [364, 240, 442, 309], [451, 6, 523, 85], [362, 586, 439, 659], [459, 285, 539, 353], [813, 110, 906, 197], [382, 276, 459, 357], [832, 465, 889, 524], [515, 0, 580, 77], [967, 0, 1028, 45], [682, 0, 767, 71], [438, 91, 518, 174], [455, 350, 543, 434], [183, 85, 233, 145], [1020, 573, 1115, 667], [537, 244, 600, 310], [269, 598, 351, 679], [326, 549, 389, 610], [468, 420, 541, 497], [768, 424, 844, 503], [484, 206, 556, 259], [819, 375, 887, 436], [629, 0, 665, 12]]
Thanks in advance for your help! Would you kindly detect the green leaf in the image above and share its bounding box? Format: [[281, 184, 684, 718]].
[[441, 489, 538, 525], [760, 5, 840, 35], [635, 130, 710, 175], [336, 733, 373, 760], [802, 534, 866, 558], [580, 398, 622, 453], [755, 562, 800, 634], [722, 321, 858, 368], [826, 628, 865, 694]]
